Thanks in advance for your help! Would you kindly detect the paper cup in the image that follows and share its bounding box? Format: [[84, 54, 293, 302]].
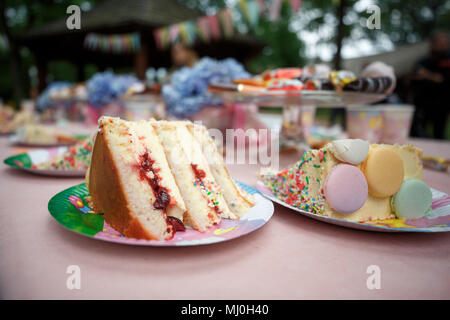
[[122, 94, 162, 121], [378, 105, 414, 144], [346, 107, 383, 143]]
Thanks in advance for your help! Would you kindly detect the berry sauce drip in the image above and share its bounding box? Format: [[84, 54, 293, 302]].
[[137, 152, 171, 210]]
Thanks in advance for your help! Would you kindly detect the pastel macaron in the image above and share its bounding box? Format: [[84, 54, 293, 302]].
[[391, 178, 432, 219], [362, 148, 404, 198], [324, 164, 368, 214], [329, 139, 369, 165]]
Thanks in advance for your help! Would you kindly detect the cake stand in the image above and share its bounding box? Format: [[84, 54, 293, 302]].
[[211, 89, 386, 150]]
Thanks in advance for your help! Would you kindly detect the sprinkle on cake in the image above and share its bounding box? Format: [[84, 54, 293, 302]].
[[36, 138, 93, 171], [259, 139, 431, 222]]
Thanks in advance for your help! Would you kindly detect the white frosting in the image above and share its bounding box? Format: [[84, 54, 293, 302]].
[[329, 139, 369, 165]]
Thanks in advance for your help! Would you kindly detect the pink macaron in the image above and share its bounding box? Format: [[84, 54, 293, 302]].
[[324, 164, 368, 214]]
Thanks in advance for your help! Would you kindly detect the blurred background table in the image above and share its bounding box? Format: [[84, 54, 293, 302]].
[[0, 122, 449, 299]]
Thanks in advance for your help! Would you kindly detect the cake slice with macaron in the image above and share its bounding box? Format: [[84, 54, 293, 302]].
[[259, 139, 432, 222]]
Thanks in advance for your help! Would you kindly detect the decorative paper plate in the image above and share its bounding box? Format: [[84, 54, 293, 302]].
[[3, 147, 86, 177], [256, 181, 450, 232], [48, 182, 274, 246], [8, 133, 86, 148]]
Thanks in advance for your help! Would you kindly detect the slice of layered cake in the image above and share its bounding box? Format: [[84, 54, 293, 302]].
[[187, 122, 255, 218], [154, 120, 238, 230], [36, 136, 93, 171], [259, 139, 431, 222], [16, 124, 77, 145], [88, 117, 187, 240], [88, 117, 254, 240]]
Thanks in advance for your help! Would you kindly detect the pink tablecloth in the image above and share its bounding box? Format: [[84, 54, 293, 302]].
[[0, 125, 449, 299]]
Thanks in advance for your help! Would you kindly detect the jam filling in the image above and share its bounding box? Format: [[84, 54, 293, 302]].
[[137, 152, 186, 240], [167, 216, 186, 232], [137, 152, 171, 210], [136, 151, 186, 237], [191, 164, 206, 180], [191, 164, 221, 215]]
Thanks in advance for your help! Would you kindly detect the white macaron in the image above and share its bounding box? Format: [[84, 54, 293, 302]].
[[329, 139, 369, 165]]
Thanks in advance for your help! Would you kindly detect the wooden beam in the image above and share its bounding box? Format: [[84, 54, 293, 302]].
[[36, 55, 47, 93], [134, 36, 148, 80]]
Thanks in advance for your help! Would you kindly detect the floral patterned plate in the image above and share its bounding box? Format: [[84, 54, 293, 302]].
[[256, 181, 450, 232], [48, 182, 274, 246], [8, 133, 86, 148], [4, 147, 86, 177]]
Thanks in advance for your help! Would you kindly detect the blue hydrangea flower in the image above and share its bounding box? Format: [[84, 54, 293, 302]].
[[87, 71, 139, 108], [163, 57, 251, 118], [36, 81, 73, 111]]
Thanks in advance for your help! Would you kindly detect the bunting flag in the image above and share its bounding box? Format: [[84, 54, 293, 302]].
[[169, 24, 180, 42], [269, 0, 284, 21], [84, 33, 141, 54], [196, 16, 211, 43], [153, 28, 170, 50], [289, 0, 302, 13], [218, 8, 234, 38], [254, 0, 266, 14], [238, 0, 260, 28], [207, 15, 222, 41], [179, 21, 196, 45], [151, 0, 303, 50]]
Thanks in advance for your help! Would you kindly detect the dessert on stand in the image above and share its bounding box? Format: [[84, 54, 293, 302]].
[[209, 66, 393, 151]]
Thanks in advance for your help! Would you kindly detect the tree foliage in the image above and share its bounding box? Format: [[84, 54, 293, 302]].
[[0, 0, 449, 103]]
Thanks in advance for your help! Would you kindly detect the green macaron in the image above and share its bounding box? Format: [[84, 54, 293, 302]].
[[391, 178, 432, 220]]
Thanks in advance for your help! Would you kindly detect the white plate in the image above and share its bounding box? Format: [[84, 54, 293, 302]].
[[256, 181, 450, 232]]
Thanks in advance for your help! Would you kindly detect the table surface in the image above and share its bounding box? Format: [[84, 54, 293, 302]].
[[0, 123, 449, 300]]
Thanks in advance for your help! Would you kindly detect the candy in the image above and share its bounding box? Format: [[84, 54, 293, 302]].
[[391, 178, 432, 219], [268, 79, 304, 91], [303, 78, 334, 90], [343, 77, 393, 94], [329, 70, 357, 90], [362, 148, 404, 198], [263, 68, 303, 80], [324, 164, 368, 214]]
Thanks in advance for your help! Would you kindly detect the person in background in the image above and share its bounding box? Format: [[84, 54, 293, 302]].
[[170, 42, 199, 69], [411, 31, 450, 139]]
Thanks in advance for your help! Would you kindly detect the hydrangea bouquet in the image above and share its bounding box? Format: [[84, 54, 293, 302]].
[[162, 57, 251, 118], [87, 71, 140, 108]]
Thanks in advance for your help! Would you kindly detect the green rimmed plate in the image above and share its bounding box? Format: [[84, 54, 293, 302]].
[[4, 147, 86, 177], [48, 182, 274, 246]]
